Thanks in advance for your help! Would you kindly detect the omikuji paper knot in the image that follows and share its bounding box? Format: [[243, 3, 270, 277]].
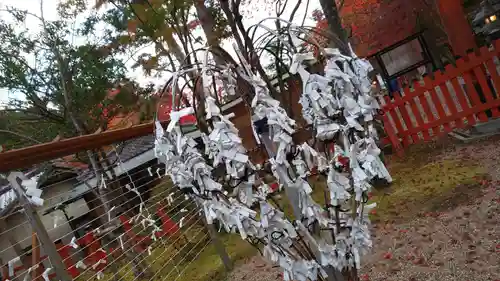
[[42, 268, 52, 281], [204, 119, 250, 178], [152, 46, 393, 280], [21, 175, 44, 207], [8, 257, 20, 277], [289, 52, 315, 74], [350, 219, 373, 268], [75, 260, 87, 270], [167, 107, 195, 132], [327, 169, 351, 206], [205, 96, 221, 119], [357, 138, 392, 182], [23, 265, 39, 281], [69, 237, 79, 249]]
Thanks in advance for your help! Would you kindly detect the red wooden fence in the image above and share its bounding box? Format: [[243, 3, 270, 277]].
[[379, 40, 500, 155]]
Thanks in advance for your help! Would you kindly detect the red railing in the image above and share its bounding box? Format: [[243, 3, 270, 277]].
[[379, 40, 500, 155], [2, 209, 183, 281]]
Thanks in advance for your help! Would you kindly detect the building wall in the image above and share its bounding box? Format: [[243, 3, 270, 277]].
[[339, 0, 445, 57]]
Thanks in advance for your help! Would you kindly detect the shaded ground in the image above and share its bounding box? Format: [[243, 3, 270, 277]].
[[225, 136, 500, 281]]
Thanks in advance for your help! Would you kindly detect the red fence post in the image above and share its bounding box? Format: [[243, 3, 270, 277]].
[[55, 242, 79, 278], [381, 112, 404, 156]]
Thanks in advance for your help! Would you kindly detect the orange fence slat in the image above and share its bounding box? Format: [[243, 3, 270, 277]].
[[461, 71, 489, 122], [393, 92, 417, 145], [450, 76, 476, 126], [428, 86, 451, 133], [472, 65, 500, 117], [405, 85, 429, 141], [381, 111, 403, 156], [413, 80, 437, 139], [383, 96, 406, 141]]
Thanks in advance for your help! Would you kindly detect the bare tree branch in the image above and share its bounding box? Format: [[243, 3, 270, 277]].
[[0, 130, 42, 144], [288, 0, 302, 23]]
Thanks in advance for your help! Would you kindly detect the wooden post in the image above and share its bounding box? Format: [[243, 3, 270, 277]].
[[31, 233, 43, 281], [202, 216, 232, 271], [8, 172, 71, 281]]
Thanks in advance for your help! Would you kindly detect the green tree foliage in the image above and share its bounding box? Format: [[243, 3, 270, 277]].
[[0, 5, 142, 150], [91, 0, 231, 75]]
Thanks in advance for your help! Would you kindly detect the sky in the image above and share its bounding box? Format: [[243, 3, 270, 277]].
[[0, 0, 322, 105]]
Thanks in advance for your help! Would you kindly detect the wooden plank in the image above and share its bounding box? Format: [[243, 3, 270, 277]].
[[461, 70, 489, 122], [438, 81, 463, 128], [485, 58, 500, 100], [203, 218, 232, 271], [413, 80, 438, 138], [450, 76, 476, 126], [383, 96, 406, 138], [434, 71, 459, 113], [0, 120, 170, 172], [405, 84, 428, 140], [428, 86, 451, 133]]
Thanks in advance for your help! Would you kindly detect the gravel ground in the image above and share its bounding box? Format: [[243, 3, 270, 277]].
[[360, 137, 500, 281], [361, 183, 499, 281], [226, 137, 500, 281]]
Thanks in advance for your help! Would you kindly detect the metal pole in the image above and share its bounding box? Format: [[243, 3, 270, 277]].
[[8, 172, 72, 281], [203, 216, 233, 271]]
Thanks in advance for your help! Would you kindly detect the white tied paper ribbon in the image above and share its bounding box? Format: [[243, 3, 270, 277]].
[[151, 44, 392, 280], [167, 107, 195, 132], [357, 138, 392, 182], [204, 119, 251, 179], [8, 257, 20, 277], [99, 175, 107, 189], [21, 175, 44, 207], [327, 168, 351, 206], [75, 260, 87, 270], [202, 198, 257, 240], [42, 268, 51, 281], [23, 264, 39, 281], [69, 237, 79, 249]]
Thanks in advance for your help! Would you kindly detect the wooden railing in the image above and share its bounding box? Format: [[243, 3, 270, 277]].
[[379, 40, 500, 155]]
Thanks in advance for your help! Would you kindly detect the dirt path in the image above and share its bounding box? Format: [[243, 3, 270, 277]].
[[226, 137, 500, 281]]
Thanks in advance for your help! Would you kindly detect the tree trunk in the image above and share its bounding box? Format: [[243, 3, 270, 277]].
[[163, 30, 188, 65], [194, 0, 227, 66], [318, 0, 350, 55], [219, 0, 247, 58]]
